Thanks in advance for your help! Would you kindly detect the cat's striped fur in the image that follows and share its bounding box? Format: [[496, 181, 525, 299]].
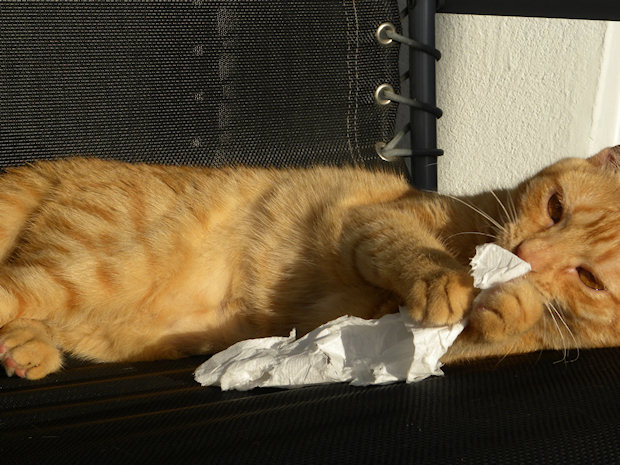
[[0, 147, 618, 379]]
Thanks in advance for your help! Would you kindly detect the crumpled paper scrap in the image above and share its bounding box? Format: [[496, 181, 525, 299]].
[[195, 243, 530, 391], [194, 308, 464, 390], [470, 243, 531, 290]]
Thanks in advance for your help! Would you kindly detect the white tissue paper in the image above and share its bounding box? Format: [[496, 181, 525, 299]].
[[470, 243, 531, 289], [194, 308, 464, 390], [194, 243, 530, 391]]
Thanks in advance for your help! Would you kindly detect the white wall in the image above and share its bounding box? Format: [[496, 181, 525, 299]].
[[434, 15, 618, 195], [589, 21, 620, 153]]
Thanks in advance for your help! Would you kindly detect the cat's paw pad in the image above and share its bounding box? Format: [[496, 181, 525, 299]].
[[0, 326, 62, 380], [468, 280, 543, 342], [407, 270, 475, 326]]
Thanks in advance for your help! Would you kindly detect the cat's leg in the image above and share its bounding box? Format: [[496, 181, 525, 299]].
[[466, 278, 544, 343], [441, 278, 546, 362], [0, 168, 51, 261], [0, 265, 68, 327], [0, 319, 62, 379], [342, 206, 476, 326], [0, 266, 70, 378], [0, 282, 20, 328]]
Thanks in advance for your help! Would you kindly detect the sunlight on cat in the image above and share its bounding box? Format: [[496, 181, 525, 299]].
[[0, 146, 618, 379]]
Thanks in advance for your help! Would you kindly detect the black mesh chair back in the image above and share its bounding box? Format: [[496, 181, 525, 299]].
[[1, 1, 401, 170]]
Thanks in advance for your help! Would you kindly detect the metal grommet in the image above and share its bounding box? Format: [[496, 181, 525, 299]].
[[375, 141, 397, 162], [374, 83, 394, 105], [376, 22, 396, 45]]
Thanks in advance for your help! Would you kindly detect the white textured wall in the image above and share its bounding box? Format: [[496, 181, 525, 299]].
[[435, 15, 611, 195]]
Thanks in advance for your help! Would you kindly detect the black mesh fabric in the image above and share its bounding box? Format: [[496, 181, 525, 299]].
[[1, 1, 401, 169], [2, 2, 620, 464], [2, 349, 620, 463]]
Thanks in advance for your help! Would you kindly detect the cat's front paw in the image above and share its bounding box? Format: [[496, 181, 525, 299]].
[[0, 320, 62, 380], [407, 269, 475, 326], [467, 279, 543, 342]]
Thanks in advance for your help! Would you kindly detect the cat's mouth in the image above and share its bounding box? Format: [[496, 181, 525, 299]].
[[511, 242, 523, 260]]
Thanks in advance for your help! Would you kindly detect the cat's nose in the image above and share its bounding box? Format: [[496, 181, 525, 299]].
[[514, 240, 548, 272], [515, 241, 539, 270]]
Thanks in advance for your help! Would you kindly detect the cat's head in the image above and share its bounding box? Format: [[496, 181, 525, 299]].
[[497, 146, 620, 349]]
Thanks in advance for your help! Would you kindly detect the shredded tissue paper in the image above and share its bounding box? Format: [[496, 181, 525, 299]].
[[194, 243, 531, 390]]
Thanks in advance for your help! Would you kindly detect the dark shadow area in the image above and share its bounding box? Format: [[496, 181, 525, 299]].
[[2, 347, 619, 463]]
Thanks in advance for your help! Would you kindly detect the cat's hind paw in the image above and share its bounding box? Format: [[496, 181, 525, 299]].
[[0, 320, 62, 380]]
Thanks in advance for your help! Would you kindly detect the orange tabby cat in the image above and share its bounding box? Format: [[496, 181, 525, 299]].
[[0, 147, 618, 379]]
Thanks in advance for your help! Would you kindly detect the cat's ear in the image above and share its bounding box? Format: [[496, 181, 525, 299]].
[[588, 145, 620, 171]]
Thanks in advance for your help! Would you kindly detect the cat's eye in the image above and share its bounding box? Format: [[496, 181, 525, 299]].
[[577, 267, 605, 291], [547, 192, 563, 223]]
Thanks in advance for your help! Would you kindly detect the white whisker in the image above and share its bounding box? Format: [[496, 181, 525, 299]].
[[490, 190, 512, 225], [443, 193, 506, 234], [541, 305, 548, 344], [549, 301, 579, 362], [494, 341, 517, 367], [545, 302, 567, 363], [506, 194, 519, 223], [445, 231, 498, 241]]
